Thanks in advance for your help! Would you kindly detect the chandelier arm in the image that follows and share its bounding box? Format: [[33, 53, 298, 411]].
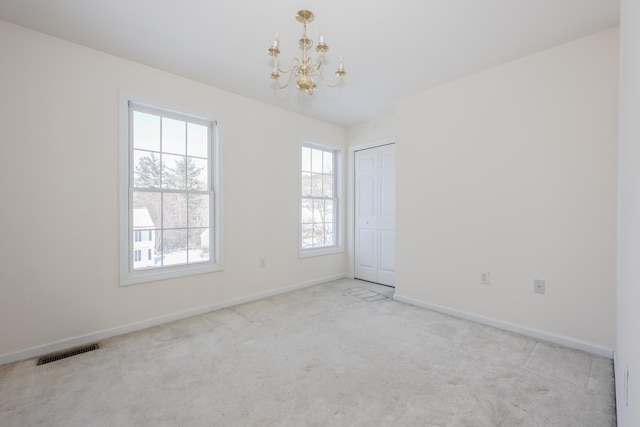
[[274, 65, 297, 90], [276, 58, 300, 75], [317, 65, 344, 88], [275, 81, 291, 90]]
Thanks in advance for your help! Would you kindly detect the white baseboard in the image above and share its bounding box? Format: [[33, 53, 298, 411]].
[[393, 293, 614, 359], [0, 274, 347, 366]]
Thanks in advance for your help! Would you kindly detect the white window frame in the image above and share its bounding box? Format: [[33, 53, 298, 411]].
[[299, 139, 343, 258], [119, 94, 222, 285]]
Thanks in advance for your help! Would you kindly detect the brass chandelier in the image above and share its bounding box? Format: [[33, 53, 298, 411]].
[[267, 10, 346, 95]]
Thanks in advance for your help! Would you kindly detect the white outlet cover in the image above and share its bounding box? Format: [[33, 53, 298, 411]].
[[481, 272, 490, 285]]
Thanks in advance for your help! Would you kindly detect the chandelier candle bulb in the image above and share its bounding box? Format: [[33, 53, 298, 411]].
[[273, 32, 279, 48]]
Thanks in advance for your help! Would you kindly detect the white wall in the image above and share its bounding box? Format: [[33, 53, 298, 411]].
[[0, 21, 347, 361], [347, 115, 396, 147], [395, 28, 618, 353], [616, 1, 640, 424]]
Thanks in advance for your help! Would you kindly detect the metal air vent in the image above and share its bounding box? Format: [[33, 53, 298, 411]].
[[37, 343, 100, 365]]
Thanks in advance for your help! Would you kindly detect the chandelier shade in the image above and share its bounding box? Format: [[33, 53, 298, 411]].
[[267, 10, 346, 96]]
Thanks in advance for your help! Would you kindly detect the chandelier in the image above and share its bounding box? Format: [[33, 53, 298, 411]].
[[267, 10, 346, 96]]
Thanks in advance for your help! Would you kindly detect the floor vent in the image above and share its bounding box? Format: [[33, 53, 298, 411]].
[[37, 343, 100, 366]]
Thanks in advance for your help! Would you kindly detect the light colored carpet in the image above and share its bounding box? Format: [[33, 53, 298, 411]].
[[0, 279, 615, 426]]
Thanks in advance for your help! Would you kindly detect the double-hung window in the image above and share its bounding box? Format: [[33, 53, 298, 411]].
[[300, 142, 342, 255], [121, 101, 220, 285]]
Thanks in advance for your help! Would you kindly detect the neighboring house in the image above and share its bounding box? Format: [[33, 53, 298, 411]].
[[132, 208, 155, 269]]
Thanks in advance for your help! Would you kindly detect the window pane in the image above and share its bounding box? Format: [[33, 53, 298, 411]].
[[187, 123, 208, 158], [323, 151, 333, 174], [133, 192, 161, 228], [162, 154, 186, 189], [311, 173, 323, 197], [133, 111, 160, 151], [324, 223, 334, 246], [153, 232, 163, 266], [301, 224, 313, 249], [323, 175, 333, 198], [311, 149, 323, 173], [187, 157, 208, 191], [132, 215, 158, 270], [163, 193, 188, 228], [162, 117, 186, 155], [301, 172, 312, 196], [313, 200, 325, 223], [162, 229, 188, 266], [188, 228, 210, 264], [301, 198, 313, 224], [301, 146, 312, 172], [133, 150, 161, 188], [188, 194, 209, 227], [325, 200, 334, 221], [132, 206, 154, 227], [313, 224, 325, 247]]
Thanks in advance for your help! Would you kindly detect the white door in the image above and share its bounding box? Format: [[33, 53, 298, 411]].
[[354, 144, 396, 287]]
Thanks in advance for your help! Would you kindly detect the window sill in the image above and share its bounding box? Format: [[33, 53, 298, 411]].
[[120, 263, 223, 286], [299, 246, 343, 258]]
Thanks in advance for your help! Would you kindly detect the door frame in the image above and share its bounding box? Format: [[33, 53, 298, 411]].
[[347, 137, 396, 280]]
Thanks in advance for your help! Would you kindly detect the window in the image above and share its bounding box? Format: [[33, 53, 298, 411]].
[[300, 142, 341, 255], [120, 100, 220, 285]]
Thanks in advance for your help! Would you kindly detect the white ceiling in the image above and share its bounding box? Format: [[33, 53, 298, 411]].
[[0, 0, 619, 128]]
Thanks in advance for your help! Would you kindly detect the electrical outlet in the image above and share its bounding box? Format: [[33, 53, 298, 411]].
[[481, 272, 490, 285], [534, 279, 545, 294], [259, 258, 266, 268]]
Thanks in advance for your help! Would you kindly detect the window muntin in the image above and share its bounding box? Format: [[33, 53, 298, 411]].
[[300, 144, 339, 251], [125, 102, 218, 281]]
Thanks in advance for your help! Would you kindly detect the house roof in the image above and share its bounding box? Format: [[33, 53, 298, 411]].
[[133, 208, 154, 229]]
